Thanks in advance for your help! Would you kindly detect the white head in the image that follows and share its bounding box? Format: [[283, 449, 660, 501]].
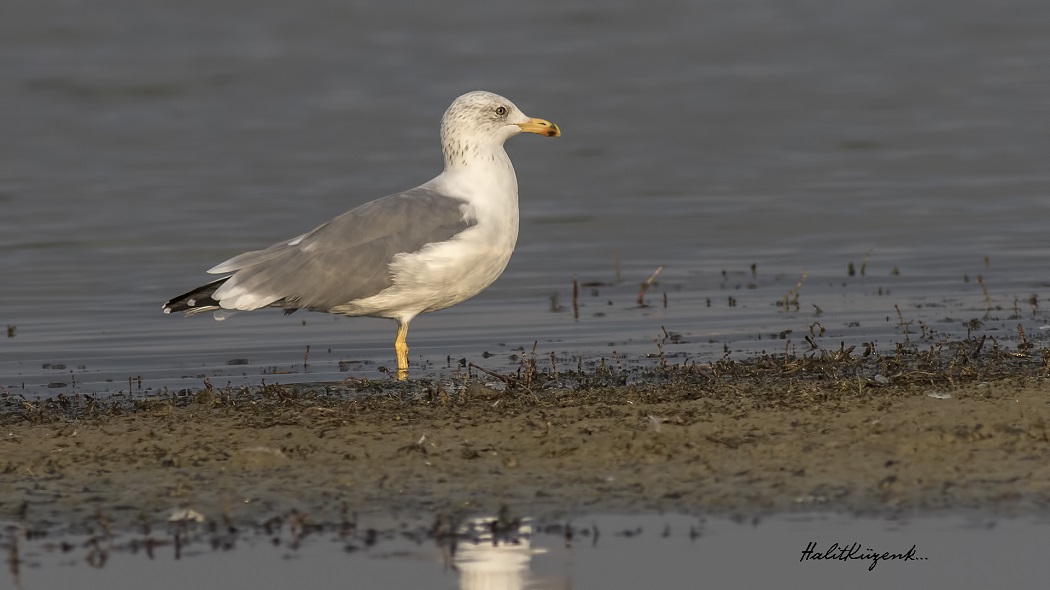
[[440, 91, 560, 169]]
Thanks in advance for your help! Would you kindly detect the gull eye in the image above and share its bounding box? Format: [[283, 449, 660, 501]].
[[495, 106, 508, 117]]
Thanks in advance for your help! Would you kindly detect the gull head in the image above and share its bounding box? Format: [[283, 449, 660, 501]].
[[441, 91, 559, 168]]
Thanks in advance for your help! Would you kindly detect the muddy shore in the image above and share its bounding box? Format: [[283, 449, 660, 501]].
[[3, 341, 1050, 542]]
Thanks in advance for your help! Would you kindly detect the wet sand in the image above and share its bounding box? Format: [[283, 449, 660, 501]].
[[3, 340, 1049, 541]]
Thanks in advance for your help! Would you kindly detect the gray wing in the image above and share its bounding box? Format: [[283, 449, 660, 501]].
[[208, 187, 474, 312]]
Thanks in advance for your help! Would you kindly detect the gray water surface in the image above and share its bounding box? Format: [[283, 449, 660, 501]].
[[3, 0, 1050, 396], [8, 513, 1049, 589]]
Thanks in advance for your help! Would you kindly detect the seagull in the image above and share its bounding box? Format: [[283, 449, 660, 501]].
[[163, 91, 560, 380]]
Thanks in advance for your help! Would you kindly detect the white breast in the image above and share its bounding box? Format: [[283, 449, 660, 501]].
[[335, 150, 521, 322]]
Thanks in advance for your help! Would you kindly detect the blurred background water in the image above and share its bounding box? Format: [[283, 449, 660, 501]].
[[3, 0, 1049, 396]]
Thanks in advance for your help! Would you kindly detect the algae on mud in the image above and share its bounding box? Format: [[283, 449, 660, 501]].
[[2, 339, 1050, 545]]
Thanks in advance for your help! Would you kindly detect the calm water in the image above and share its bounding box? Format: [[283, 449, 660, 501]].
[[7, 512, 1050, 589], [3, 0, 1050, 396]]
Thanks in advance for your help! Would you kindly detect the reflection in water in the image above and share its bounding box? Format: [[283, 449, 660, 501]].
[[5, 513, 1050, 588], [452, 516, 568, 590], [455, 517, 535, 590]]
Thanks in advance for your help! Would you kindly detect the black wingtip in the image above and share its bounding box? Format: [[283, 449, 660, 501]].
[[163, 277, 229, 314]]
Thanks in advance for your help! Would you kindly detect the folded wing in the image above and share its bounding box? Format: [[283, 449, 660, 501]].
[[206, 187, 474, 313]]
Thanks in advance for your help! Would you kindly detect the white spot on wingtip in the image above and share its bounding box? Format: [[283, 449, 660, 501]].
[[187, 298, 196, 306]]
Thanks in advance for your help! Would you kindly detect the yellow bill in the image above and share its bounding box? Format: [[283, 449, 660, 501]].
[[517, 117, 561, 137]]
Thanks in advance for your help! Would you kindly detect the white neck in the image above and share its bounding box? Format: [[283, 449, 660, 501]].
[[432, 143, 519, 209]]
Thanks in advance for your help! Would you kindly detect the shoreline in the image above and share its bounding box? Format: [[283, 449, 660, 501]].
[[3, 341, 1050, 540]]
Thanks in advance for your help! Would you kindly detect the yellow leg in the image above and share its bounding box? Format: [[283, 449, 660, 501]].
[[394, 321, 410, 381]]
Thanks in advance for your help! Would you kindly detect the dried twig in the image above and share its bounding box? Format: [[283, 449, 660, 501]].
[[468, 363, 513, 384], [1017, 324, 1031, 355], [895, 304, 912, 342], [781, 271, 807, 309], [977, 274, 992, 312], [637, 265, 666, 306]]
